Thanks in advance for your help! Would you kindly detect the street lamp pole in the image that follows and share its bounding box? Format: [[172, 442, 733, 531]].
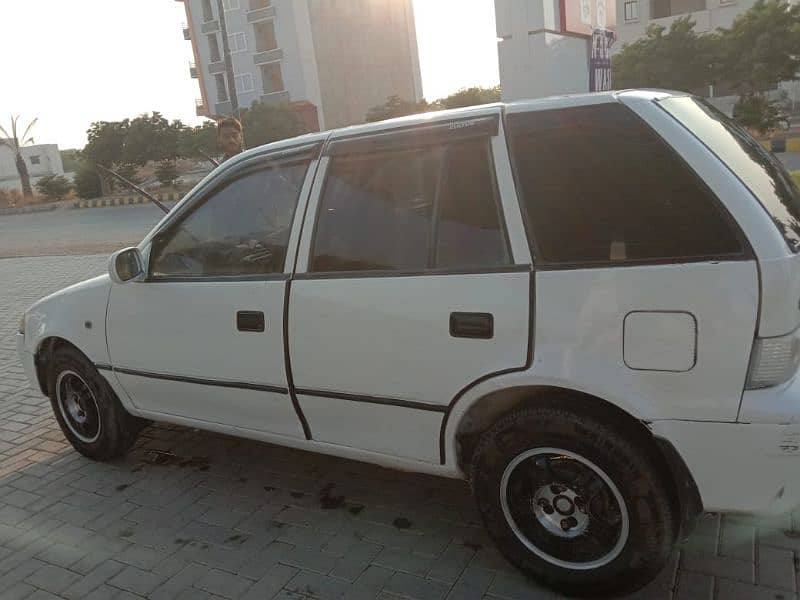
[[216, 0, 240, 119]]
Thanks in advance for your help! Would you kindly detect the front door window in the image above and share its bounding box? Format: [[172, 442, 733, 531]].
[[150, 158, 311, 279]]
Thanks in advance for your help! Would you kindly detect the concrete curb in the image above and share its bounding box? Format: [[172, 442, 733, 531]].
[[0, 204, 59, 217], [72, 192, 185, 210]]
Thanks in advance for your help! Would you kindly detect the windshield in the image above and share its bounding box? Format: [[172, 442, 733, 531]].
[[659, 96, 800, 253]]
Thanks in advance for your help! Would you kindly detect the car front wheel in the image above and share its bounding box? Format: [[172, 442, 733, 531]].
[[48, 346, 146, 461], [471, 402, 677, 597]]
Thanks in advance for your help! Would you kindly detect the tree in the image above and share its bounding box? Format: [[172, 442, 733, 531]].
[[35, 174, 72, 202], [433, 86, 501, 110], [366, 95, 430, 122], [60, 149, 80, 173], [124, 112, 183, 166], [0, 115, 38, 202], [154, 160, 179, 187], [80, 120, 128, 195], [240, 102, 306, 148], [612, 17, 717, 92], [179, 121, 219, 160], [73, 163, 102, 199], [718, 0, 800, 133]]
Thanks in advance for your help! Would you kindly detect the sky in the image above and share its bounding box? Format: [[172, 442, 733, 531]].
[[0, 0, 500, 151]]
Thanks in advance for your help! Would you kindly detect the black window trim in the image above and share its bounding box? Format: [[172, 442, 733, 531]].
[[145, 145, 319, 283], [505, 102, 755, 271], [306, 128, 516, 279]]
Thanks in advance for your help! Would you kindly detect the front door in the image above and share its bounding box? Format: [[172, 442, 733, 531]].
[[106, 148, 316, 439], [289, 115, 532, 463]]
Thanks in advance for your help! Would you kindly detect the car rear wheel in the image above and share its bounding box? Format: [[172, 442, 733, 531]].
[[471, 403, 676, 597], [48, 346, 146, 461]]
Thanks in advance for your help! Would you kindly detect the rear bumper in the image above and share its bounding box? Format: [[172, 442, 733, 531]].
[[652, 418, 800, 515], [17, 333, 39, 392]]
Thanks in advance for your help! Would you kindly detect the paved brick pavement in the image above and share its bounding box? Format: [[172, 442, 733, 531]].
[[1, 254, 799, 599]]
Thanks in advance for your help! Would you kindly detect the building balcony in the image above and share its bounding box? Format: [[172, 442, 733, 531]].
[[195, 99, 207, 117], [189, 62, 198, 78], [261, 90, 290, 105], [215, 101, 233, 115], [650, 0, 706, 19], [201, 20, 220, 34], [182, 23, 191, 40], [246, 5, 276, 23], [208, 60, 226, 74], [253, 48, 283, 65]]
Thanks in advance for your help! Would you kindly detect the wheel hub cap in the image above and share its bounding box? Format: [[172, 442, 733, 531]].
[[500, 448, 630, 570], [533, 484, 588, 538]]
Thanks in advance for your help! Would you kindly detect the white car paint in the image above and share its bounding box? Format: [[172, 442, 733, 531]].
[[16, 90, 800, 519]]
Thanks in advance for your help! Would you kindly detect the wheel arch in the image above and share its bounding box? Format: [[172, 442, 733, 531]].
[[448, 383, 702, 538], [34, 336, 93, 396]]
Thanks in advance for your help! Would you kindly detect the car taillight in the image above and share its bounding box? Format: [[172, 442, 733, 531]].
[[746, 329, 800, 390]]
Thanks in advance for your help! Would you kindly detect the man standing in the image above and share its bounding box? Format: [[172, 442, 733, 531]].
[[217, 117, 244, 162]]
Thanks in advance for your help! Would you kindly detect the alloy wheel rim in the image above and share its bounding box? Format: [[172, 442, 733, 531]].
[[56, 370, 101, 443], [499, 447, 629, 570]]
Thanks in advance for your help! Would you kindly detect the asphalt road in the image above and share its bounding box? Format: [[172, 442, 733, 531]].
[[0, 204, 167, 259]]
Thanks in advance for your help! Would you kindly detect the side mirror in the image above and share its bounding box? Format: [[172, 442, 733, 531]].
[[109, 247, 144, 284]]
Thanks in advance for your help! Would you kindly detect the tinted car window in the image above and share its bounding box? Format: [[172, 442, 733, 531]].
[[660, 96, 800, 253], [150, 159, 309, 278], [311, 147, 443, 272], [311, 138, 511, 273], [507, 103, 745, 266], [436, 140, 510, 269]]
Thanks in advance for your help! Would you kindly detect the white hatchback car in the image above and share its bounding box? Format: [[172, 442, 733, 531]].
[[17, 90, 800, 596]]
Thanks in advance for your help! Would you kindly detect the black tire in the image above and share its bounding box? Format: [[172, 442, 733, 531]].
[[471, 402, 676, 598], [47, 346, 146, 461]]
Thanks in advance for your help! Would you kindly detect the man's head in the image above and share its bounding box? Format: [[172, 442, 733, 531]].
[[217, 117, 243, 157]]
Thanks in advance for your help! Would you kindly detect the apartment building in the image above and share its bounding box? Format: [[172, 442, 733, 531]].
[[177, 0, 423, 131]]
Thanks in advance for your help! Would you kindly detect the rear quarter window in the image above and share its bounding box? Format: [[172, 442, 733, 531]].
[[506, 103, 747, 267], [659, 96, 800, 253]]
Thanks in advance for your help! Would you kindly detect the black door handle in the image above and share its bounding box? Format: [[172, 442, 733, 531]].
[[450, 312, 494, 339], [237, 311, 265, 332]]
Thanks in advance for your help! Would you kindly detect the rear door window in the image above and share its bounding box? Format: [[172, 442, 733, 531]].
[[310, 137, 510, 273], [506, 103, 747, 267], [659, 96, 800, 253]]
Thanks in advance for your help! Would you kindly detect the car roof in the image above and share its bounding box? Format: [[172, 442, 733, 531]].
[[231, 89, 685, 162]]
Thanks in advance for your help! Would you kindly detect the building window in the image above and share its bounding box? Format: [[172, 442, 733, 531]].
[[229, 31, 247, 54], [235, 73, 255, 94], [222, 0, 240, 10], [215, 73, 229, 102], [253, 20, 278, 53], [624, 0, 639, 21], [202, 0, 214, 22], [249, 0, 271, 9], [207, 33, 221, 62], [29, 155, 41, 165], [260, 62, 284, 93]]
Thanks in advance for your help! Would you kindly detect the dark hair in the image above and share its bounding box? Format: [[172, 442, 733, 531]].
[[217, 117, 242, 135]]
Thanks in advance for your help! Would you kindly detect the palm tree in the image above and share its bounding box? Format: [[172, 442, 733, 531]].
[[0, 115, 38, 201]]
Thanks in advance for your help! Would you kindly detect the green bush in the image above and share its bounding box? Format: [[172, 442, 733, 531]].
[[35, 175, 72, 202]]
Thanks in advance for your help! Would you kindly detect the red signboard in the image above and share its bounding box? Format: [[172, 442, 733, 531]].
[[560, 0, 617, 37]]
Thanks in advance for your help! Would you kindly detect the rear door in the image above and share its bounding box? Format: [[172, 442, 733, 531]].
[[288, 113, 532, 464]]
